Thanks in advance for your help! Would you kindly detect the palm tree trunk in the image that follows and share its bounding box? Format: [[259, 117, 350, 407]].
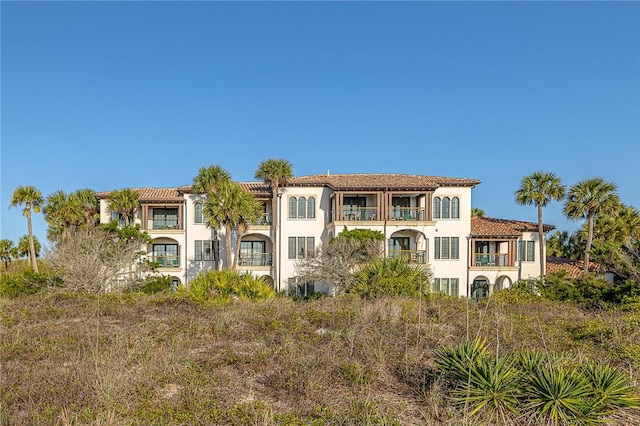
[[225, 224, 233, 269], [26, 210, 39, 272], [538, 204, 545, 277], [271, 188, 279, 291], [584, 213, 594, 272]]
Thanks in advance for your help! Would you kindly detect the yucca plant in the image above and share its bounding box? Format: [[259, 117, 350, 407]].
[[515, 349, 549, 375], [581, 362, 640, 417], [435, 337, 490, 383], [232, 274, 276, 300], [523, 365, 594, 425], [454, 355, 522, 422]]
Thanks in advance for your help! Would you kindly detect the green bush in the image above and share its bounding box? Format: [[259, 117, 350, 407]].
[[135, 275, 174, 294], [350, 256, 431, 298], [181, 270, 275, 303], [0, 270, 61, 298]]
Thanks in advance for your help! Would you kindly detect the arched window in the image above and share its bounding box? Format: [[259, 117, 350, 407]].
[[194, 202, 203, 224], [442, 197, 451, 219], [433, 197, 441, 219], [298, 197, 307, 219], [289, 197, 298, 218], [451, 197, 460, 219], [307, 197, 316, 219]]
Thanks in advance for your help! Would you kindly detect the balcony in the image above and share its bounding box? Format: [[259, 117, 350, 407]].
[[474, 253, 508, 267], [332, 207, 379, 222], [390, 207, 426, 221], [238, 253, 273, 267], [147, 218, 182, 230], [389, 249, 428, 264], [151, 254, 180, 268], [249, 213, 272, 226]]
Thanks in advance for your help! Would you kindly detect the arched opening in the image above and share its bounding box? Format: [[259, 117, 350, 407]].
[[471, 277, 490, 300], [495, 275, 512, 291]]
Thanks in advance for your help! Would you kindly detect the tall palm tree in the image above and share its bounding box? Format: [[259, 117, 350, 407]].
[[563, 178, 620, 272], [255, 158, 293, 290], [10, 185, 43, 272], [107, 188, 139, 226], [515, 172, 566, 276], [192, 165, 232, 269], [202, 181, 261, 269], [0, 239, 17, 271], [471, 208, 485, 217]]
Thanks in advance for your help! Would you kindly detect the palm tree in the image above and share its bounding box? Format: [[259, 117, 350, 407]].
[[107, 188, 139, 226], [0, 239, 17, 271], [471, 208, 485, 217], [231, 188, 262, 270], [73, 188, 99, 227], [515, 172, 566, 276], [563, 178, 620, 272], [255, 158, 293, 290], [44, 190, 83, 240], [10, 185, 44, 272], [192, 165, 232, 269], [546, 230, 571, 258], [18, 234, 41, 260], [192, 165, 231, 194]]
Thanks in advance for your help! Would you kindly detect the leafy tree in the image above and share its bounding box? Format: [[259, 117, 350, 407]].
[[0, 239, 18, 270], [255, 158, 293, 290], [515, 171, 566, 276], [564, 178, 620, 272], [10, 185, 43, 272], [18, 235, 41, 259], [202, 181, 261, 270], [107, 188, 139, 226], [546, 230, 571, 258], [296, 229, 384, 295]]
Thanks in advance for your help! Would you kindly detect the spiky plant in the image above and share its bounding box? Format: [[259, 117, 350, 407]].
[[581, 362, 640, 417]]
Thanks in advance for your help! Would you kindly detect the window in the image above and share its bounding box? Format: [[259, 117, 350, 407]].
[[194, 240, 214, 261], [433, 197, 441, 219], [451, 197, 460, 219], [153, 243, 179, 267], [442, 197, 450, 219], [288, 236, 315, 259], [194, 202, 203, 224], [111, 211, 126, 227], [153, 208, 178, 229], [433, 278, 460, 297], [434, 237, 459, 260], [289, 196, 316, 219], [239, 241, 270, 266], [298, 197, 307, 219], [433, 196, 460, 220], [518, 240, 535, 262]]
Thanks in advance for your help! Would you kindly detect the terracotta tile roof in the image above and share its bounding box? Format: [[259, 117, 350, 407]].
[[546, 256, 600, 277], [177, 183, 271, 197], [471, 216, 555, 238], [288, 173, 480, 190], [95, 187, 183, 202]]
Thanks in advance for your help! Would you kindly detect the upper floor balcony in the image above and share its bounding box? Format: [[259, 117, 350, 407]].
[[389, 249, 428, 264], [147, 218, 182, 230], [248, 213, 272, 226], [238, 252, 273, 267]]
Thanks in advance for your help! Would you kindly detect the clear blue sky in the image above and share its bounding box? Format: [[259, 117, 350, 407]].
[[2, 1, 639, 248]]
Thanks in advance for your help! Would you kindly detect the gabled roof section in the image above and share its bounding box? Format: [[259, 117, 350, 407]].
[[95, 187, 183, 202], [546, 256, 600, 277], [471, 216, 555, 238], [288, 173, 480, 191]]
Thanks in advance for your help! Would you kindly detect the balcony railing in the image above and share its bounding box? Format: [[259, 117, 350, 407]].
[[249, 213, 272, 226], [390, 207, 426, 221], [238, 253, 273, 267], [332, 207, 379, 222], [151, 255, 180, 268], [389, 249, 428, 264], [474, 253, 508, 267], [147, 219, 181, 230]]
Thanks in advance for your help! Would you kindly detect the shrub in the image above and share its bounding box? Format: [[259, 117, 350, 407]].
[[0, 270, 61, 298], [135, 275, 174, 294], [182, 270, 275, 303], [350, 256, 431, 298]]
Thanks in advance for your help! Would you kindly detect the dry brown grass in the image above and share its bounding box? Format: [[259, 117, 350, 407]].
[[1, 292, 639, 425]]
